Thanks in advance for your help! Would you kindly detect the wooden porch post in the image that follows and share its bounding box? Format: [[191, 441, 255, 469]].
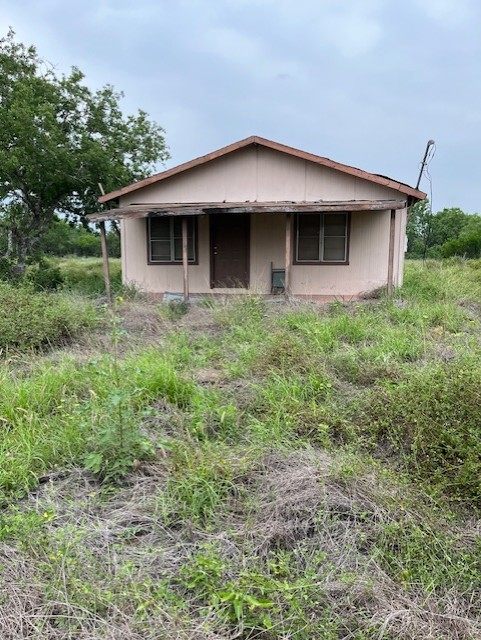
[[285, 213, 292, 298], [99, 221, 112, 305], [387, 209, 396, 299], [182, 217, 189, 302]]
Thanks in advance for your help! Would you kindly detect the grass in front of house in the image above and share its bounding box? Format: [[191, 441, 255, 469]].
[[2, 259, 481, 638], [0, 282, 97, 351]]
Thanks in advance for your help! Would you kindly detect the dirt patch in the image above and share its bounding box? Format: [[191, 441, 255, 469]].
[[176, 305, 224, 338], [117, 300, 169, 338]]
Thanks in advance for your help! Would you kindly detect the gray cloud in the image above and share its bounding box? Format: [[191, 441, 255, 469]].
[[1, 0, 480, 211]]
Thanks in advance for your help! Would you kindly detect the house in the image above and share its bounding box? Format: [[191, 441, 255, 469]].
[[89, 136, 426, 301]]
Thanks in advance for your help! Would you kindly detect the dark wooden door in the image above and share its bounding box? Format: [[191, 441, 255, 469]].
[[211, 215, 250, 288]]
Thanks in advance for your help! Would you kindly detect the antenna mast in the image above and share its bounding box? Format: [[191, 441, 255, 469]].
[[415, 140, 435, 190]]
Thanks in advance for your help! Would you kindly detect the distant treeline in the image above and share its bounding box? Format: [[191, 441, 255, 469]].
[[407, 201, 481, 259], [0, 217, 121, 259]]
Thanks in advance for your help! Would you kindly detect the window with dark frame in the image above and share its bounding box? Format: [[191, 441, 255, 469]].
[[295, 213, 348, 263], [148, 217, 196, 263]]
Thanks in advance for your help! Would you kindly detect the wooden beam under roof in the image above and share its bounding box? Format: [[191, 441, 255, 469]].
[[87, 199, 408, 222]]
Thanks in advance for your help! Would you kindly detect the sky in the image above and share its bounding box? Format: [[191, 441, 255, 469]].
[[1, 0, 480, 212]]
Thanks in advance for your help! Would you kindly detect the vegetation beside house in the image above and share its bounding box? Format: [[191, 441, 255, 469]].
[[0, 30, 167, 274], [1, 259, 481, 639], [407, 200, 481, 258]]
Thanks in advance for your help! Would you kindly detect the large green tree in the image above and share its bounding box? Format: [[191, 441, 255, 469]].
[[407, 202, 481, 259], [0, 29, 169, 269], [430, 207, 469, 247]]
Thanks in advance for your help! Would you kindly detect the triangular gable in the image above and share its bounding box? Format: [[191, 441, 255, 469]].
[[99, 135, 426, 204]]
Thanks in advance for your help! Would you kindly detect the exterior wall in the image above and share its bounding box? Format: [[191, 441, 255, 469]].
[[122, 215, 212, 294], [119, 145, 409, 297], [122, 146, 398, 205], [292, 209, 406, 298], [122, 208, 408, 297]]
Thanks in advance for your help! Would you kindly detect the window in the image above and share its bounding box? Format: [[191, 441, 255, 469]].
[[148, 217, 196, 264], [295, 213, 349, 263]]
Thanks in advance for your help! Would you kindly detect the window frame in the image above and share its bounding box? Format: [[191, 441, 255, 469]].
[[147, 216, 199, 265], [293, 212, 350, 265]]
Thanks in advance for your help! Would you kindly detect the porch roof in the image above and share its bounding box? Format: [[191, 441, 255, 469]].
[[87, 199, 407, 223]]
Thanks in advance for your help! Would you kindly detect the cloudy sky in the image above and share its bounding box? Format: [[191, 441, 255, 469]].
[[2, 0, 480, 211]]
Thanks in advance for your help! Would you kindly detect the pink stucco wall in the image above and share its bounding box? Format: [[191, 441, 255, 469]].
[[120, 146, 408, 297]]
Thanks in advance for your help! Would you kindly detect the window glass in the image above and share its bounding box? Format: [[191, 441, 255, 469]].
[[297, 214, 321, 261], [173, 238, 183, 261], [295, 213, 348, 263], [298, 214, 321, 236], [150, 218, 170, 240], [323, 236, 346, 261], [324, 214, 347, 237], [148, 217, 195, 262], [150, 240, 171, 262], [323, 213, 347, 261], [298, 237, 320, 261]]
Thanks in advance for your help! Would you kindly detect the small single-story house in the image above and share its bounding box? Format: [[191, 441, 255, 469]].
[[89, 136, 426, 301]]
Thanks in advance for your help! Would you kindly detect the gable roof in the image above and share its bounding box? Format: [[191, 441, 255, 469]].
[[98, 135, 426, 204]]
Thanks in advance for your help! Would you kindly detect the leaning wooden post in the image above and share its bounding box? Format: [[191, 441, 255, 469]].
[[182, 217, 189, 302], [99, 221, 112, 305], [285, 213, 292, 298], [387, 209, 396, 299]]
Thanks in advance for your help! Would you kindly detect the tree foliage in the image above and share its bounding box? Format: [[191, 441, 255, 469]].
[[38, 217, 120, 258], [407, 200, 481, 259], [407, 199, 433, 259], [0, 29, 169, 267]]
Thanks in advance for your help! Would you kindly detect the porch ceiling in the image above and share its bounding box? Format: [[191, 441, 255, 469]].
[[87, 199, 407, 223]]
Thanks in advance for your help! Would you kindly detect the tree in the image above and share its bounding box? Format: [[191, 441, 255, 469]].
[[440, 213, 481, 259], [36, 217, 120, 258], [441, 232, 481, 259], [406, 203, 476, 259], [430, 208, 469, 247], [406, 199, 433, 259], [0, 29, 169, 270], [458, 213, 481, 238]]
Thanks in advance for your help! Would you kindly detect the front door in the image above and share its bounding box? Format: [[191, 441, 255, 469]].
[[211, 214, 250, 288]]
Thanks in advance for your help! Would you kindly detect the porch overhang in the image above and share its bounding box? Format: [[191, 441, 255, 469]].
[[87, 199, 407, 223]]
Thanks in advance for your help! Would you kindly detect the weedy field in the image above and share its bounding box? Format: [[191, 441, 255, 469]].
[[1, 258, 481, 639]]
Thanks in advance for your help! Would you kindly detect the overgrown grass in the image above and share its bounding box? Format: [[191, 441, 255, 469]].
[[56, 256, 123, 295], [0, 282, 96, 351], [0, 346, 200, 501], [3, 259, 481, 638], [402, 257, 481, 302], [362, 358, 481, 504]]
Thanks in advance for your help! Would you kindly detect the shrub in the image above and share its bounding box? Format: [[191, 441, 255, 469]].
[[363, 360, 481, 505], [441, 232, 481, 259], [37, 217, 121, 258], [0, 257, 15, 281], [0, 283, 96, 350], [26, 259, 64, 291]]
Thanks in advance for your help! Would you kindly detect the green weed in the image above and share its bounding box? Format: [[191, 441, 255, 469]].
[[4, 258, 481, 638], [157, 443, 244, 524], [363, 359, 481, 504], [250, 370, 333, 444], [0, 282, 96, 351], [57, 257, 123, 296], [375, 518, 481, 592]]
